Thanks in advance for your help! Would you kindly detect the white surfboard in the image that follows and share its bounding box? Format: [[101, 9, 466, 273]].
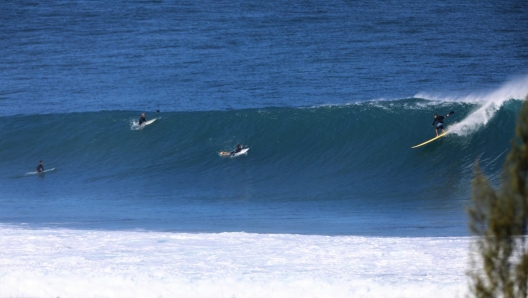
[[132, 117, 158, 130], [143, 118, 157, 126], [26, 168, 55, 175], [219, 148, 249, 157]]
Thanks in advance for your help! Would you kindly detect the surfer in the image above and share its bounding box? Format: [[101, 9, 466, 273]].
[[36, 160, 44, 173], [432, 111, 454, 136], [230, 144, 243, 157], [219, 144, 246, 157], [139, 113, 147, 125]]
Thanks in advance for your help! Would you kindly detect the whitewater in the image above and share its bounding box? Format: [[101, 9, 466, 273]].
[[0, 226, 469, 298]]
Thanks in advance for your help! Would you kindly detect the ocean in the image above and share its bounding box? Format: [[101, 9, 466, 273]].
[[1, 0, 527, 297]]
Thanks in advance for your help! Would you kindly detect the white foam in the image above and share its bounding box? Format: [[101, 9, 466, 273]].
[[416, 75, 528, 136], [0, 226, 470, 298], [130, 119, 142, 130]]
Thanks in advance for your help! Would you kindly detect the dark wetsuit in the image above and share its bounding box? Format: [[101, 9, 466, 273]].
[[230, 147, 242, 156], [432, 116, 445, 129], [36, 164, 44, 173], [139, 116, 146, 125]]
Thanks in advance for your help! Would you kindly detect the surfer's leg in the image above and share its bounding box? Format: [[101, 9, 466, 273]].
[[436, 124, 443, 136]]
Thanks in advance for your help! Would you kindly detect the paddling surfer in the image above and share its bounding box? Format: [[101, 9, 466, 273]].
[[432, 111, 454, 136], [219, 144, 245, 157], [139, 113, 147, 125], [36, 160, 44, 173]]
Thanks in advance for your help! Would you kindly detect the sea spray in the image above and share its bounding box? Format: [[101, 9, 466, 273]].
[[416, 75, 528, 136]]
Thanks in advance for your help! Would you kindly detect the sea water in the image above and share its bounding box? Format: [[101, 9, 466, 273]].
[[1, 0, 527, 297]]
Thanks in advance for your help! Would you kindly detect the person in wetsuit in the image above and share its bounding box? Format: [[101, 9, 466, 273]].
[[36, 160, 44, 173], [139, 113, 147, 125], [432, 112, 453, 136], [230, 144, 243, 156]]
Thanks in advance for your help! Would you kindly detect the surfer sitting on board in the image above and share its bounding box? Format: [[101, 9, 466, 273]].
[[36, 160, 44, 173], [432, 111, 454, 136], [139, 113, 147, 125]]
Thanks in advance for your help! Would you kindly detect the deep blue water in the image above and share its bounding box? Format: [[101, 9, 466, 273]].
[[1, 0, 527, 236]]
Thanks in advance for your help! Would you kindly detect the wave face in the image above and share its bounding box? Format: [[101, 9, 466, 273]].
[[0, 98, 522, 235]]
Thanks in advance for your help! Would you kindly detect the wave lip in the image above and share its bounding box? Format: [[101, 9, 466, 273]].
[[416, 75, 528, 136]]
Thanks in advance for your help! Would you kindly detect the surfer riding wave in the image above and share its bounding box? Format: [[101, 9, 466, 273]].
[[432, 111, 454, 136]]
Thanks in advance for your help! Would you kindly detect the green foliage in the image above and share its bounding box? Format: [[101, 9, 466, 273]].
[[468, 94, 528, 298]]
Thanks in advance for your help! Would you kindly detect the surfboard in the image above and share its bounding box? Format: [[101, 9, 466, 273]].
[[143, 118, 157, 126], [136, 118, 158, 130], [412, 132, 448, 148], [26, 168, 56, 175], [219, 148, 249, 157]]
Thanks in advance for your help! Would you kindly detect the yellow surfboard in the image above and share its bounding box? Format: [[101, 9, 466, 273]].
[[412, 131, 448, 148]]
